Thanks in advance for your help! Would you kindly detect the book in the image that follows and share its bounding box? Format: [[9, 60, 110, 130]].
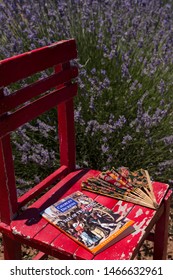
[[81, 167, 159, 209], [41, 191, 135, 255]]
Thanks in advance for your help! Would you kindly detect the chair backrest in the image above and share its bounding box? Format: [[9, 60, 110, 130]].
[[0, 39, 78, 224]]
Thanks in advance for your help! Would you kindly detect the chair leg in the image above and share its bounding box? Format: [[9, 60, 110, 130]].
[[2, 234, 21, 260], [153, 194, 171, 260]]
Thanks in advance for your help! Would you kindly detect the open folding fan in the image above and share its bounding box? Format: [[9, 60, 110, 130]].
[[81, 167, 158, 209]]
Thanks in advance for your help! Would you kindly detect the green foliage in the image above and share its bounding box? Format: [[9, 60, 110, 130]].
[[0, 0, 173, 188]]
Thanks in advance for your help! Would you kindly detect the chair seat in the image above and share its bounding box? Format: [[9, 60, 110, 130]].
[[11, 168, 170, 260]]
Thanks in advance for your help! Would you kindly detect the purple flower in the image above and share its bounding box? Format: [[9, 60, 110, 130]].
[[162, 136, 173, 146], [74, 105, 85, 125], [113, 116, 127, 129], [122, 134, 132, 145], [89, 96, 95, 111], [1, 0, 172, 185], [121, 63, 131, 79], [91, 68, 96, 75], [101, 144, 109, 154], [157, 79, 166, 95], [85, 120, 100, 136]]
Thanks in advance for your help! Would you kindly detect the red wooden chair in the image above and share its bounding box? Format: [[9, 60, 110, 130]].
[[0, 39, 172, 260]]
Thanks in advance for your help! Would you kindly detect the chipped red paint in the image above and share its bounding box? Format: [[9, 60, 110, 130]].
[[0, 39, 172, 260], [9, 170, 171, 260]]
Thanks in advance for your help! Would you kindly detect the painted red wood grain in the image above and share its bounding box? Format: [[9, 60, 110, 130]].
[[31, 169, 100, 211], [73, 246, 94, 260], [51, 233, 80, 258], [32, 251, 47, 260], [0, 135, 18, 223], [2, 235, 21, 259], [0, 88, 4, 98], [99, 183, 170, 260], [112, 200, 134, 217], [10, 168, 169, 260], [9, 170, 99, 258], [0, 83, 77, 138], [152, 181, 170, 204], [34, 223, 61, 245], [153, 189, 172, 259], [56, 62, 76, 172], [58, 99, 76, 172], [11, 208, 47, 240], [18, 165, 68, 208], [0, 39, 77, 87], [7, 179, 172, 260], [0, 66, 78, 116]]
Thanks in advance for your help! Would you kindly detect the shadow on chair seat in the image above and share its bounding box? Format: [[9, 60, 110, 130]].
[[9, 169, 171, 260]]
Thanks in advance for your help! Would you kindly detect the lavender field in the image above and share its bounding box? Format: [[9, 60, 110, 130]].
[[0, 0, 173, 192]]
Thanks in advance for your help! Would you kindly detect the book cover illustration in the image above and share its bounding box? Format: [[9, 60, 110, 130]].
[[81, 167, 159, 209], [41, 191, 134, 254]]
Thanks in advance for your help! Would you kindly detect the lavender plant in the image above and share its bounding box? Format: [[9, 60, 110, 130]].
[[0, 0, 173, 189]]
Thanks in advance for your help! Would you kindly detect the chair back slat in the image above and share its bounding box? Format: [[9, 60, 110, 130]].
[[0, 66, 78, 116], [0, 39, 77, 87], [0, 39, 78, 221], [0, 83, 77, 138]]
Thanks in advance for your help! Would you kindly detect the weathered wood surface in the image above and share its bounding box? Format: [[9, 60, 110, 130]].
[[0, 135, 18, 223], [18, 165, 68, 208], [10, 169, 170, 260], [0, 66, 78, 116], [0, 83, 77, 138], [0, 39, 77, 87]]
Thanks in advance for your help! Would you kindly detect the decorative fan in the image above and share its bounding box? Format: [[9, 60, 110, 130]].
[[81, 167, 158, 209]]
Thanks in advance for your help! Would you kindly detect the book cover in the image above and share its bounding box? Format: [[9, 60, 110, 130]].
[[41, 191, 135, 255], [81, 167, 159, 209]]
